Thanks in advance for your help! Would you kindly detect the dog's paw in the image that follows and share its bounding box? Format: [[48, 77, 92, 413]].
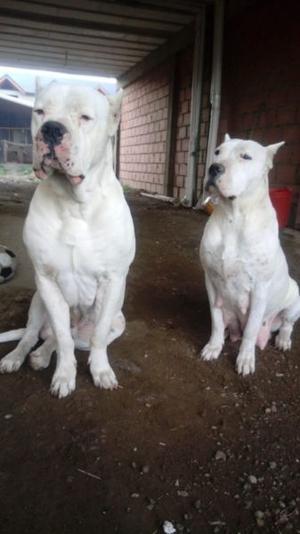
[[50, 368, 76, 398], [91, 366, 118, 390], [200, 343, 222, 361], [275, 332, 292, 352], [0, 351, 23, 373], [30, 348, 52, 371], [236, 350, 255, 376]]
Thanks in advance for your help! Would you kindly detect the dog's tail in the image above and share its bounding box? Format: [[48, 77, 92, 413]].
[[0, 328, 25, 342]]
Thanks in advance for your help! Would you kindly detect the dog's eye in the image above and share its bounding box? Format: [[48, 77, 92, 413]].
[[241, 153, 252, 160], [215, 149, 220, 155], [34, 109, 44, 116], [81, 114, 93, 121]]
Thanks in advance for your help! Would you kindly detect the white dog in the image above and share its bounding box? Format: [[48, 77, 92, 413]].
[[0, 81, 135, 397], [200, 134, 300, 375]]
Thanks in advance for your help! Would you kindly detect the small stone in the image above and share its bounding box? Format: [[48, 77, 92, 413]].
[[131, 462, 137, 469], [215, 450, 226, 461], [4, 414, 13, 420], [269, 462, 277, 469], [162, 520, 176, 534], [142, 465, 150, 474], [177, 490, 189, 497], [255, 511, 265, 519], [131, 493, 139, 498], [249, 475, 257, 484]]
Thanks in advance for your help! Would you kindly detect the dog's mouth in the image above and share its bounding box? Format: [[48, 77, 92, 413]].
[[34, 152, 85, 186]]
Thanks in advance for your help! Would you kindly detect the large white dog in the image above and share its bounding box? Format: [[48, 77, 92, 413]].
[[0, 81, 135, 397], [200, 135, 300, 375]]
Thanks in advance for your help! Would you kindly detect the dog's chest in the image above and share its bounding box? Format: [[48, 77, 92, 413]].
[[201, 223, 270, 312]]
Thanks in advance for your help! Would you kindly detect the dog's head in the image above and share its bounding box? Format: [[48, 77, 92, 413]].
[[206, 134, 285, 200], [32, 79, 122, 186]]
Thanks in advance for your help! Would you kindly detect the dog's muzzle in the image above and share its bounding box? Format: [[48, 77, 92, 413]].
[[205, 163, 225, 191]]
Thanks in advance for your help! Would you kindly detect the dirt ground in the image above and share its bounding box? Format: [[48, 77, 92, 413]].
[[1, 180, 300, 534]]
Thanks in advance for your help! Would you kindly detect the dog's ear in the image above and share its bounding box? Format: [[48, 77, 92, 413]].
[[224, 133, 231, 142], [35, 78, 58, 95], [266, 141, 285, 168], [107, 89, 123, 136]]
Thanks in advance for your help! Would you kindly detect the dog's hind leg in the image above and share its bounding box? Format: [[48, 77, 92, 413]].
[[30, 335, 56, 371], [275, 290, 300, 351], [201, 273, 225, 361], [0, 292, 46, 373]]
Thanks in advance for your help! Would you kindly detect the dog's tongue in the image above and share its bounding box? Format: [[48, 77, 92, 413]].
[[34, 168, 48, 180], [68, 175, 83, 186]]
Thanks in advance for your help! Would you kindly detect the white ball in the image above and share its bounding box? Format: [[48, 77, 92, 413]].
[[0, 245, 17, 284]]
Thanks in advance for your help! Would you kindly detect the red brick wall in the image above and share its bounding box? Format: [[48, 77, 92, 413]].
[[172, 48, 192, 198], [119, 63, 169, 194], [120, 44, 211, 200], [219, 0, 300, 189]]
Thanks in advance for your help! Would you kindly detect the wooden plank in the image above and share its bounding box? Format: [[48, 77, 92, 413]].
[[0, 55, 123, 76], [1, 3, 182, 37], [0, 35, 145, 62], [0, 26, 150, 57], [118, 23, 195, 87], [131, 0, 210, 13], [163, 56, 177, 196], [0, 45, 135, 68], [0, 15, 164, 46], [184, 9, 206, 206], [35, 0, 195, 25]]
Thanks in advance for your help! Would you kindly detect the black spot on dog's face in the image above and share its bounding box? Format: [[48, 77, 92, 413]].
[[1, 267, 12, 278]]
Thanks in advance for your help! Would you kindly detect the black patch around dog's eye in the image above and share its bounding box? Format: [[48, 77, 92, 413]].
[[241, 153, 252, 160], [5, 249, 16, 258], [81, 115, 93, 121], [215, 149, 220, 155], [34, 109, 44, 116]]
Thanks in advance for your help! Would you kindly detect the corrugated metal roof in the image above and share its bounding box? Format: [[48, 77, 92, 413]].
[[0, 91, 34, 108], [0, 1, 211, 79]]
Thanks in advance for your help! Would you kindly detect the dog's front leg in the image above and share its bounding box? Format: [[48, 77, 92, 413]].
[[201, 273, 225, 361], [236, 285, 268, 376], [89, 274, 125, 390], [35, 274, 76, 398]]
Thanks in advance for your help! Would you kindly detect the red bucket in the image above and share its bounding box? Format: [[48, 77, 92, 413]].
[[269, 188, 292, 229]]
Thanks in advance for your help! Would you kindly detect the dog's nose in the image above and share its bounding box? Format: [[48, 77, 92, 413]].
[[209, 163, 225, 179], [41, 121, 67, 147], [205, 163, 225, 191]]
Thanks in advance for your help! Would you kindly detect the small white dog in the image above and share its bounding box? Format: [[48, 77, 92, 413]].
[[200, 134, 300, 375], [0, 81, 135, 397]]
